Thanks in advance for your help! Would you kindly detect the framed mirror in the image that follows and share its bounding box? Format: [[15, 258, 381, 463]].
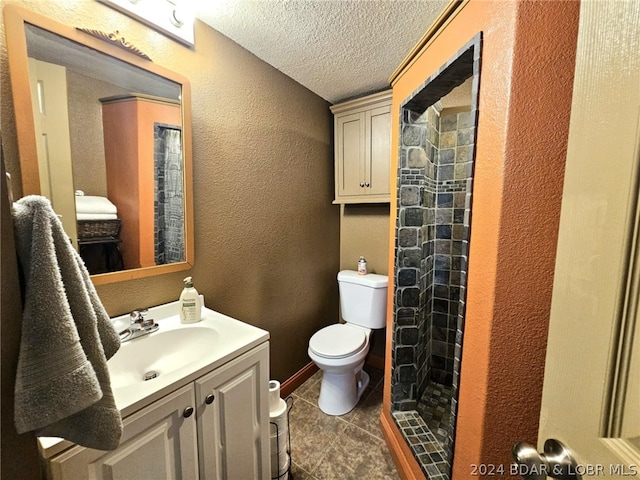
[[4, 5, 194, 285]]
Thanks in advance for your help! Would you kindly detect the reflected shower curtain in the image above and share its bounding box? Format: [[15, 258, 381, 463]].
[[154, 125, 185, 264]]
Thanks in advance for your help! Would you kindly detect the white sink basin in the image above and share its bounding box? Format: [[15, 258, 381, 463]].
[[108, 326, 219, 390], [106, 299, 269, 417], [39, 298, 269, 459]]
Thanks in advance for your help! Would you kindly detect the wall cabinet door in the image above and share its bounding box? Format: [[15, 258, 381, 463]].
[[336, 111, 366, 198], [366, 105, 391, 197], [48, 384, 199, 480], [332, 90, 392, 204], [195, 343, 270, 480]]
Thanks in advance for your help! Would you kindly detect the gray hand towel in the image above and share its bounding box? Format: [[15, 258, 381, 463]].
[[12, 195, 122, 450]]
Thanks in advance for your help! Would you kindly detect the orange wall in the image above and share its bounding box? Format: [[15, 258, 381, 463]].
[[384, 0, 579, 475], [103, 100, 141, 268], [103, 97, 181, 269]]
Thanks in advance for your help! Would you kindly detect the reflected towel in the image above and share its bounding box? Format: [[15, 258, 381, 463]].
[[12, 195, 122, 450], [75, 195, 117, 215], [76, 212, 118, 221]]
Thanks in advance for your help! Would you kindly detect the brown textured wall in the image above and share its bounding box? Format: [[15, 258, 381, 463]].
[[1, 0, 340, 388], [1, 160, 41, 479], [340, 203, 390, 358], [68, 71, 129, 196], [340, 204, 390, 276]]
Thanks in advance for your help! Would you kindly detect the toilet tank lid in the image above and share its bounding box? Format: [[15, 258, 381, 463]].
[[338, 270, 388, 288]]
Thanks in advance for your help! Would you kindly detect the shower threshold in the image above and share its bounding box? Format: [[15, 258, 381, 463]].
[[392, 410, 450, 480]]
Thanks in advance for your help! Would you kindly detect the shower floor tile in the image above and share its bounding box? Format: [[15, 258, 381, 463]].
[[417, 381, 454, 445], [392, 410, 451, 480]]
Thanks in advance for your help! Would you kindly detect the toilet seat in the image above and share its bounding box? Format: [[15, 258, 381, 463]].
[[309, 324, 367, 359]]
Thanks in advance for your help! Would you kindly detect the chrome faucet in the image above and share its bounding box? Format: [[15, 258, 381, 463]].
[[119, 309, 159, 342]]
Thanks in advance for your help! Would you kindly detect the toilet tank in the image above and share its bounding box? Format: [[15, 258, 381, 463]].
[[338, 270, 388, 329]]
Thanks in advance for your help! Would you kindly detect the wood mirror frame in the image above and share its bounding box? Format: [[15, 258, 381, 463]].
[[3, 5, 194, 286]]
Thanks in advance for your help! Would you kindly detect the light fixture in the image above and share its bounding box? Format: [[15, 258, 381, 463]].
[[97, 0, 194, 47]]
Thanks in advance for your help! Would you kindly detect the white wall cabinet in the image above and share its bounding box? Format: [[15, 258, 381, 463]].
[[331, 90, 392, 204], [45, 343, 270, 480]]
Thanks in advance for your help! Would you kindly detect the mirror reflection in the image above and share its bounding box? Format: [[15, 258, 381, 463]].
[[23, 22, 186, 275]]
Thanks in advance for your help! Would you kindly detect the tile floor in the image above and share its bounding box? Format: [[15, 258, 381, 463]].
[[287, 367, 400, 480]]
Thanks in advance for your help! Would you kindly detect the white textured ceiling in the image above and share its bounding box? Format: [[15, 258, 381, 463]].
[[195, 0, 450, 104]]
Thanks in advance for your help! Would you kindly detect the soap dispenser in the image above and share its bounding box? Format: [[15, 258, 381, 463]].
[[357, 256, 368, 275], [180, 276, 202, 324]]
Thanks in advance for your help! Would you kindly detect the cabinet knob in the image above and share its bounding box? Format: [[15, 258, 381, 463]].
[[183, 406, 194, 418], [205, 394, 215, 405], [359, 182, 365, 187], [365, 182, 370, 187]]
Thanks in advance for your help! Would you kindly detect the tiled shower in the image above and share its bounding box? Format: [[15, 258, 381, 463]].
[[390, 36, 480, 479]]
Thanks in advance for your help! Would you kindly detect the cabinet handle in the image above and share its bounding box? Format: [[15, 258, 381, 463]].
[[183, 406, 194, 418], [205, 394, 215, 405], [365, 182, 370, 187], [359, 182, 365, 187]]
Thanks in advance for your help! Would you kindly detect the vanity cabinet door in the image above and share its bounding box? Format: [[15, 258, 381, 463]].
[[195, 343, 270, 480], [47, 384, 199, 480]]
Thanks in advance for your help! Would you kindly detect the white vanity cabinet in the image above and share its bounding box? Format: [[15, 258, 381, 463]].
[[196, 342, 270, 479], [44, 343, 270, 480], [331, 90, 392, 204], [47, 384, 199, 479]]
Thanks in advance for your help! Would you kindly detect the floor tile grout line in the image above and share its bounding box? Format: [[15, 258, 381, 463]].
[[292, 461, 317, 480], [344, 419, 387, 445], [290, 390, 351, 476], [289, 367, 399, 479], [307, 417, 350, 476]]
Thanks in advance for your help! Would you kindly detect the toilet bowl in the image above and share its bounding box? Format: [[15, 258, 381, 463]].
[[308, 324, 371, 415], [308, 271, 388, 416]]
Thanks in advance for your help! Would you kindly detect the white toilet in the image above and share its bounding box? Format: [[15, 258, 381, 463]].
[[308, 270, 388, 415]]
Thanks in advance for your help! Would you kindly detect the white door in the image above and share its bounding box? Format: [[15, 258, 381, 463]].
[[28, 58, 78, 248], [518, 0, 640, 477]]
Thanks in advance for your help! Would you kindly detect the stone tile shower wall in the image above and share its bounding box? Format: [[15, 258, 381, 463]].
[[392, 103, 475, 477], [394, 106, 433, 412], [392, 105, 474, 408], [431, 108, 473, 385], [390, 35, 480, 479]]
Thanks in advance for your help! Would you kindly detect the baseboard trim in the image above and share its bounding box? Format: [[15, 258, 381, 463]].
[[280, 354, 384, 398], [280, 361, 318, 398]]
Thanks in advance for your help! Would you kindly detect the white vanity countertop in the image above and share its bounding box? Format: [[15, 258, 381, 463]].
[[39, 299, 269, 459]]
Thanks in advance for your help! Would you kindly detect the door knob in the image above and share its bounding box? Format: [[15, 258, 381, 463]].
[[205, 394, 215, 405], [512, 439, 582, 480]]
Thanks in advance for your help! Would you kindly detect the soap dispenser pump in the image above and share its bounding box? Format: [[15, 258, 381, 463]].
[[180, 276, 202, 324]]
